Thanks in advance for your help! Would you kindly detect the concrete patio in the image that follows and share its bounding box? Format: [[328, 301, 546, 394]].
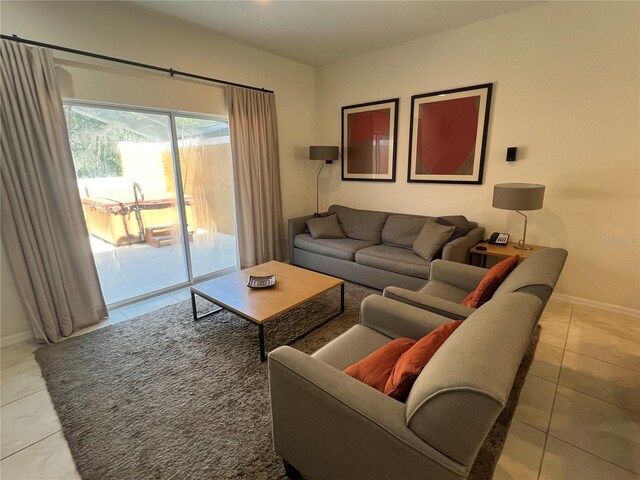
[[91, 232, 237, 305]]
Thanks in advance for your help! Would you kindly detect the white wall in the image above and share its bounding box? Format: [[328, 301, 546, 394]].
[[314, 2, 640, 310], [0, 1, 318, 344]]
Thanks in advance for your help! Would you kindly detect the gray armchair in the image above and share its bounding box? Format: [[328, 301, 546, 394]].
[[268, 292, 542, 480], [384, 247, 568, 320]]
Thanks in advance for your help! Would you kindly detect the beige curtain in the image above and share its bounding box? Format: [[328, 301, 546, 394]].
[[0, 40, 107, 343], [226, 86, 286, 267]]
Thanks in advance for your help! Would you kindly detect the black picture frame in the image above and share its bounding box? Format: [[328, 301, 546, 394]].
[[407, 83, 493, 184], [341, 98, 399, 182]]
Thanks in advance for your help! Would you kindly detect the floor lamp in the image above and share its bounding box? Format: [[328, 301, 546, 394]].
[[309, 146, 339, 214], [492, 183, 545, 250]]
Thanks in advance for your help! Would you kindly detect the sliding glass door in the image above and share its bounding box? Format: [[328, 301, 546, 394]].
[[174, 116, 237, 278], [64, 102, 238, 307]]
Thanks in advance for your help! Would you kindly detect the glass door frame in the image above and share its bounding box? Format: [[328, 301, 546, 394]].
[[64, 98, 240, 309]]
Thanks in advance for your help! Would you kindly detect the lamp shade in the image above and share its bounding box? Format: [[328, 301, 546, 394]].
[[492, 183, 545, 211], [309, 146, 339, 161]]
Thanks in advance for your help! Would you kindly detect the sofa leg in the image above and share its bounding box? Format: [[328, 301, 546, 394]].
[[283, 460, 302, 479]]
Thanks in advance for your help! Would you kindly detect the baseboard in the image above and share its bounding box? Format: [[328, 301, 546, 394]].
[[551, 293, 640, 319], [1, 330, 34, 349]]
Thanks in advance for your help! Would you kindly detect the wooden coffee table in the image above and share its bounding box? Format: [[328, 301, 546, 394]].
[[190, 261, 344, 361]]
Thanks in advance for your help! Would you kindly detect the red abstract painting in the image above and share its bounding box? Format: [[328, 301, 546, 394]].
[[416, 96, 479, 175], [342, 98, 398, 182], [347, 108, 390, 175], [408, 84, 492, 184]]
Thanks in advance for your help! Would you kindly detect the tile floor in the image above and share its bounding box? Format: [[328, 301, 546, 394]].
[[495, 302, 640, 480], [1, 298, 639, 479]]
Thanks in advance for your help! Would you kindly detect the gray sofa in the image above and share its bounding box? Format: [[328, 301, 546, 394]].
[[269, 291, 543, 480], [384, 247, 568, 320], [289, 205, 485, 291]]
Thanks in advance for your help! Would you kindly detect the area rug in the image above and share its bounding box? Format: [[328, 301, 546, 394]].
[[36, 283, 539, 480]]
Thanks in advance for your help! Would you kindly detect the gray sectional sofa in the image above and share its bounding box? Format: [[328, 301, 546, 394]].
[[288, 205, 485, 291]]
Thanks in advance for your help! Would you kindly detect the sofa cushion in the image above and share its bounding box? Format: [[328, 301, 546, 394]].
[[294, 234, 374, 261], [355, 245, 431, 279], [412, 220, 455, 261], [344, 337, 416, 393], [462, 255, 519, 308], [312, 324, 392, 370], [306, 213, 345, 239], [381, 214, 430, 249], [436, 216, 473, 242], [438, 215, 476, 229], [329, 205, 389, 243], [385, 321, 463, 402]]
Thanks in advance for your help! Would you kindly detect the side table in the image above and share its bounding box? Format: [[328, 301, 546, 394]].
[[469, 242, 548, 268]]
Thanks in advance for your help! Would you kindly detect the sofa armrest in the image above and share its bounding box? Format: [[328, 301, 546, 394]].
[[429, 259, 488, 292], [268, 346, 467, 480], [360, 294, 455, 338], [287, 214, 315, 262], [442, 226, 485, 264], [383, 287, 476, 320]]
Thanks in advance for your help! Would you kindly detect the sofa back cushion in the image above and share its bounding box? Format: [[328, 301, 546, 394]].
[[381, 214, 430, 249], [305, 213, 345, 239], [435, 216, 475, 242], [412, 220, 456, 261], [404, 293, 542, 467], [438, 215, 477, 230], [329, 205, 389, 243]]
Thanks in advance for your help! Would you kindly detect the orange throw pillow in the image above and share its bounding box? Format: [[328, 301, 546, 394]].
[[344, 338, 416, 392], [384, 321, 463, 402], [461, 255, 520, 308]]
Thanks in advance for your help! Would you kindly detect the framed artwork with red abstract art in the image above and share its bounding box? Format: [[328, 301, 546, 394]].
[[341, 98, 398, 182], [408, 84, 492, 184]]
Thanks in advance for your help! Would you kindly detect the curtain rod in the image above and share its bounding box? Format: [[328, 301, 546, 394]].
[[0, 34, 274, 94]]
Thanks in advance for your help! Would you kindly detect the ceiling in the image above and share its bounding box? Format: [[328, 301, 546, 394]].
[[131, 1, 540, 66]]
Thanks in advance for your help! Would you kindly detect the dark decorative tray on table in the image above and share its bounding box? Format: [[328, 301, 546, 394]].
[[247, 274, 276, 289]]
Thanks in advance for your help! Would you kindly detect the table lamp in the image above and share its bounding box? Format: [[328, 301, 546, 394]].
[[309, 146, 339, 213], [492, 183, 545, 250]]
